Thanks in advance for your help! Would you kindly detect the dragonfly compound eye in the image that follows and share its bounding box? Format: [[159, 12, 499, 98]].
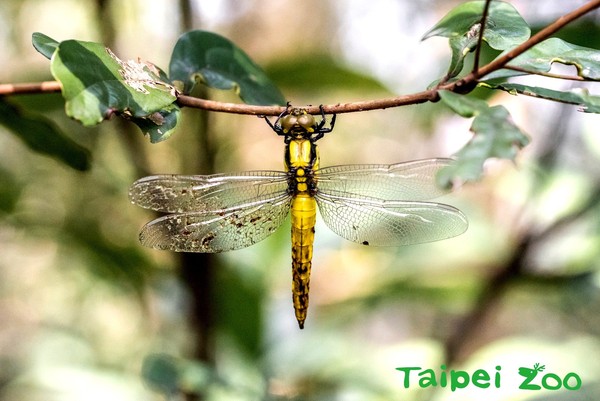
[[297, 113, 315, 130], [281, 114, 298, 133]]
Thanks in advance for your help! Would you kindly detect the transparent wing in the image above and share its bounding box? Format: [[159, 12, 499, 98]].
[[140, 193, 292, 252], [316, 158, 453, 201], [129, 171, 289, 213], [316, 191, 467, 246]]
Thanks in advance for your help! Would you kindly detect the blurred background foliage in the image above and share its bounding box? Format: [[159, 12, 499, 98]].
[[1, 0, 600, 400]]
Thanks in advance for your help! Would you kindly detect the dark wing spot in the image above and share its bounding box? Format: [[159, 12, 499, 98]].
[[362, 241, 369, 246], [202, 234, 215, 246]]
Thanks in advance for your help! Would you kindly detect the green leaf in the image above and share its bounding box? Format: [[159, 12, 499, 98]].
[[423, 0, 530, 79], [169, 30, 286, 106], [0, 167, 22, 214], [32, 32, 59, 60], [437, 91, 529, 186], [131, 103, 181, 143], [50, 39, 177, 127], [480, 82, 600, 113], [142, 354, 181, 396], [437, 90, 489, 118], [0, 100, 91, 171], [142, 354, 214, 397], [485, 38, 600, 81], [445, 34, 481, 79]]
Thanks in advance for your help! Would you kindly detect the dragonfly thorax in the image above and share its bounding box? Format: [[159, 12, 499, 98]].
[[286, 138, 318, 168], [285, 138, 319, 196]]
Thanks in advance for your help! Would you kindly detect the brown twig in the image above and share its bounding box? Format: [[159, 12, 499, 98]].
[[472, 0, 493, 74], [2, 0, 599, 116], [176, 89, 439, 116], [0, 81, 61, 95]]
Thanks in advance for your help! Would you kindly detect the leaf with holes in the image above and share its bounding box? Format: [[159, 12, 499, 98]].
[[50, 39, 178, 136]]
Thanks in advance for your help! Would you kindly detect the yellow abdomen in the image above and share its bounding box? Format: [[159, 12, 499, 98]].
[[290, 194, 317, 329]]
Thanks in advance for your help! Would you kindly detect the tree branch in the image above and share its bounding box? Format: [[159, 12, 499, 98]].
[[176, 89, 439, 116], [2, 0, 599, 116], [468, 0, 600, 81], [0, 81, 61, 95]]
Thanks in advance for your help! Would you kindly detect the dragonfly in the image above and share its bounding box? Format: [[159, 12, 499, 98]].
[[129, 107, 468, 329]]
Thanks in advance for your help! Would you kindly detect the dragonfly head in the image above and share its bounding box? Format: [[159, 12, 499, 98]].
[[281, 108, 316, 138]]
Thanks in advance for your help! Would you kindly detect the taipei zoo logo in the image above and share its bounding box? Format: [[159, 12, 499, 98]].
[[395, 363, 582, 392]]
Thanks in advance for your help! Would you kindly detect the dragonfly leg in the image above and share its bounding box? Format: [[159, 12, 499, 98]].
[[313, 105, 336, 141], [264, 102, 292, 137]]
